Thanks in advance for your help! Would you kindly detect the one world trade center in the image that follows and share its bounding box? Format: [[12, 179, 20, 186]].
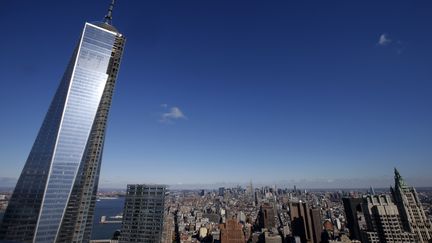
[[0, 1, 125, 242]]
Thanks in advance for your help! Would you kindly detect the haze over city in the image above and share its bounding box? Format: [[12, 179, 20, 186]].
[[1, 0, 431, 189]]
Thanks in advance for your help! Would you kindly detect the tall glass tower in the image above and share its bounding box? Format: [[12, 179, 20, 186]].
[[0, 2, 125, 243]]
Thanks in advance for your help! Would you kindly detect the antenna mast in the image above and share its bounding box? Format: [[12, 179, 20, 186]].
[[104, 0, 115, 24]]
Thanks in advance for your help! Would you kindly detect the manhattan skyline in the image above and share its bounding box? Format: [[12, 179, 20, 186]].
[[1, 0, 432, 188]]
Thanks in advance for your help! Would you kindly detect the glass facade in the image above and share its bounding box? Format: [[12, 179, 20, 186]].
[[0, 22, 125, 243], [120, 185, 167, 243]]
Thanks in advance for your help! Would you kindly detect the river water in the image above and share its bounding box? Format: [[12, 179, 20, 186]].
[[0, 198, 124, 240], [91, 197, 125, 240]]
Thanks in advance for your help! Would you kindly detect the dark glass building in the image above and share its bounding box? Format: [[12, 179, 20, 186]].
[[0, 3, 125, 243], [120, 184, 167, 243]]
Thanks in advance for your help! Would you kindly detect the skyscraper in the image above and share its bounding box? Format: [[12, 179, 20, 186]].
[[342, 197, 365, 241], [248, 180, 254, 201], [219, 187, 225, 197], [0, 2, 125, 243], [391, 168, 432, 243], [120, 184, 167, 243], [220, 219, 246, 243], [289, 202, 321, 243], [257, 203, 276, 230], [361, 195, 417, 243]]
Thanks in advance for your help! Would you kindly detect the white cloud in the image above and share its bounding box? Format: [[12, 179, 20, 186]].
[[378, 33, 392, 46], [160, 106, 187, 123]]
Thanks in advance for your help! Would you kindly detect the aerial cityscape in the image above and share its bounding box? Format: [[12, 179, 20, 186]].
[[1, 0, 431, 243]]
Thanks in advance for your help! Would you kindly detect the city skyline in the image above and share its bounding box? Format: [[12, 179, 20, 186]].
[[1, 0, 432, 188]]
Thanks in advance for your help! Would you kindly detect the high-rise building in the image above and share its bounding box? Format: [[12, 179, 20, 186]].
[[0, 2, 125, 243], [361, 195, 417, 243], [369, 186, 376, 196], [310, 208, 322, 243], [220, 219, 245, 243], [342, 197, 365, 241], [219, 187, 225, 197], [119, 184, 167, 243], [391, 168, 432, 243], [257, 203, 276, 230], [289, 202, 321, 243], [248, 180, 254, 201]]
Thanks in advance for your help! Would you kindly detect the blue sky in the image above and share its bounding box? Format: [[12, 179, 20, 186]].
[[0, 0, 431, 188]]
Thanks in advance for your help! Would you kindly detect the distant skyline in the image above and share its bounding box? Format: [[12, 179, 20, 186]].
[[1, 0, 432, 188], [0, 171, 431, 190]]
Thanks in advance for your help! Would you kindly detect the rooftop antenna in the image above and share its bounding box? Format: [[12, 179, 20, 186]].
[[104, 0, 115, 24]]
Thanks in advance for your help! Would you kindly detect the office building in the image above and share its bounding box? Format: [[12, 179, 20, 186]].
[[289, 202, 321, 243], [220, 219, 245, 243], [219, 187, 225, 197], [310, 208, 322, 243], [119, 184, 167, 243], [361, 195, 417, 243], [0, 2, 125, 243], [257, 203, 276, 230], [391, 168, 432, 243], [342, 197, 365, 241]]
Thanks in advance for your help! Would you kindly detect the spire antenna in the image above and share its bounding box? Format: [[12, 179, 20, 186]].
[[104, 0, 115, 24]]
